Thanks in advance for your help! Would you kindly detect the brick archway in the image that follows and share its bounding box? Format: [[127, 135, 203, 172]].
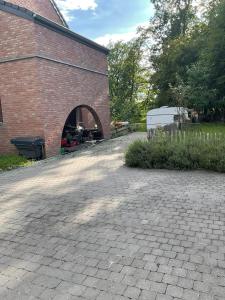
[[62, 105, 103, 136], [61, 105, 104, 148]]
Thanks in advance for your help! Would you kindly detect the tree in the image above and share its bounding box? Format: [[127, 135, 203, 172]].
[[148, 0, 210, 108], [108, 39, 150, 122], [152, 24, 207, 107], [150, 0, 195, 48], [182, 0, 225, 120]]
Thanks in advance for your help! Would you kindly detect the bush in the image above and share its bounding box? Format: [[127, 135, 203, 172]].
[[130, 123, 147, 132], [125, 132, 225, 172], [0, 155, 29, 171]]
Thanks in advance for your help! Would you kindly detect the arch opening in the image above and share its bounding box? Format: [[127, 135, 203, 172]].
[[61, 105, 103, 151]]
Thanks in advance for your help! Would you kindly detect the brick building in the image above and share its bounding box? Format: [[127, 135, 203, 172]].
[[0, 0, 111, 157]]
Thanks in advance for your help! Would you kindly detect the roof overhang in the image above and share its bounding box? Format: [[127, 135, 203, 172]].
[[49, 0, 68, 28], [0, 0, 109, 55]]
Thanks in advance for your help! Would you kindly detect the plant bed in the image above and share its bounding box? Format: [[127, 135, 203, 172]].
[[0, 155, 30, 171], [125, 131, 225, 172]]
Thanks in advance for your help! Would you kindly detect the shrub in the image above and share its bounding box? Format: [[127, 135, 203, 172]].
[[125, 131, 225, 172]]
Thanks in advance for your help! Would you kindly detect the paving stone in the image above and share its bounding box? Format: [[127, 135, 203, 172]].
[[72, 273, 86, 284], [177, 277, 193, 289], [57, 281, 86, 296], [166, 285, 184, 298], [194, 280, 210, 293], [156, 294, 173, 300], [96, 291, 114, 300], [136, 279, 151, 290], [109, 282, 127, 295], [148, 271, 163, 282], [37, 266, 73, 281], [157, 265, 172, 274], [83, 287, 100, 299], [122, 275, 137, 287], [187, 270, 202, 281], [140, 290, 157, 300], [144, 262, 158, 271], [172, 267, 187, 278], [32, 274, 61, 288], [124, 286, 141, 299], [149, 281, 167, 293], [162, 274, 178, 285], [83, 276, 99, 288], [183, 289, 200, 300], [39, 288, 60, 299], [1, 133, 225, 300]]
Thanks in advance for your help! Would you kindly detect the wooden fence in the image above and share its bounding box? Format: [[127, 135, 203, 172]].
[[149, 129, 225, 146]]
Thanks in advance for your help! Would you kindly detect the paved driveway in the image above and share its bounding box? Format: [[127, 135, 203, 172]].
[[0, 133, 225, 300]]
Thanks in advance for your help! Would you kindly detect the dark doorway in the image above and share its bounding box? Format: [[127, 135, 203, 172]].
[[61, 105, 103, 150]]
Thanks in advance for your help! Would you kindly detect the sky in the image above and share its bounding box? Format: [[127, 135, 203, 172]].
[[55, 0, 154, 46]]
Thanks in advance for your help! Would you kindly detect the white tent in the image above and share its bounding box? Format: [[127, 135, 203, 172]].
[[147, 106, 189, 130]]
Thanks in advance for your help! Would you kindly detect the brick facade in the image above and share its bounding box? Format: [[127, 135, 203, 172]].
[[0, 0, 111, 157], [7, 0, 66, 26]]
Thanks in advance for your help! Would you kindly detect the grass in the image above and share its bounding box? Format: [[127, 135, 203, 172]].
[[132, 122, 225, 133], [186, 122, 225, 134], [0, 155, 30, 171]]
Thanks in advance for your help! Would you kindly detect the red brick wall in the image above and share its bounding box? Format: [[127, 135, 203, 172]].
[[38, 59, 110, 156], [0, 10, 111, 157], [36, 24, 108, 74], [0, 11, 37, 58], [0, 11, 43, 154], [81, 108, 97, 129], [0, 60, 45, 154], [8, 0, 65, 25]]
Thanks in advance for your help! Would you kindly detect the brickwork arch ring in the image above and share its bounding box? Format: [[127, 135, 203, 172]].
[[62, 104, 103, 138]]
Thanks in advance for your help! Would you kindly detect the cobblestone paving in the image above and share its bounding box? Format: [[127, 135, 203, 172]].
[[0, 132, 225, 300]]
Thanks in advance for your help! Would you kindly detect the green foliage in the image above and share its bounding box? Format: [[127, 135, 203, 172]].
[[108, 40, 143, 122], [107, 0, 225, 122], [148, 0, 225, 120], [150, 0, 197, 46], [125, 132, 225, 172], [177, 0, 225, 116], [108, 35, 155, 123], [131, 123, 147, 132], [150, 21, 207, 107], [0, 155, 30, 171]]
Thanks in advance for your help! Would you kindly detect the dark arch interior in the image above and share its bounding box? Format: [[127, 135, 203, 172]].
[[61, 105, 103, 151]]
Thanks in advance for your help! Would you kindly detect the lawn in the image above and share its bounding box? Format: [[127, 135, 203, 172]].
[[134, 122, 225, 134], [0, 155, 30, 171], [188, 122, 225, 134]]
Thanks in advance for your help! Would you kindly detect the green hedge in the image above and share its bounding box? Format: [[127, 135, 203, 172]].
[[0, 155, 29, 171], [125, 133, 225, 172]]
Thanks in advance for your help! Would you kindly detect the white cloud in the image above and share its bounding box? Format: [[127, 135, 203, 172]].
[[95, 32, 137, 46], [95, 22, 149, 46], [55, 0, 98, 21]]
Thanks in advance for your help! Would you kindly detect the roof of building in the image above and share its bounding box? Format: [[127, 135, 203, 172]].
[[49, 0, 68, 28], [0, 0, 109, 54], [147, 107, 188, 116]]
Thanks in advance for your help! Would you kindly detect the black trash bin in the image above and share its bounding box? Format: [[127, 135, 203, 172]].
[[11, 137, 45, 160]]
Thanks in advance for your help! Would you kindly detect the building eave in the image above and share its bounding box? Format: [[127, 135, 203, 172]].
[[34, 14, 109, 55]]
